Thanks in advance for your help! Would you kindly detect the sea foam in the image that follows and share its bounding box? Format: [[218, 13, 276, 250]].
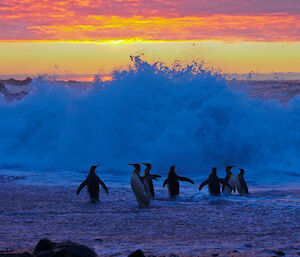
[[0, 56, 299, 184]]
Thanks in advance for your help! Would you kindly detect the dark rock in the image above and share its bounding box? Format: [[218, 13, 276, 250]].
[[0, 78, 32, 86], [211, 254, 219, 256], [66, 80, 80, 84], [244, 244, 252, 248], [0, 83, 8, 95], [51, 249, 72, 257], [0, 82, 27, 102], [35, 252, 56, 257], [33, 239, 97, 257], [34, 239, 53, 254], [128, 249, 145, 257], [272, 251, 285, 256]]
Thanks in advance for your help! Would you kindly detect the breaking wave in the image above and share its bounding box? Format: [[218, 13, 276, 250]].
[[0, 56, 299, 184]]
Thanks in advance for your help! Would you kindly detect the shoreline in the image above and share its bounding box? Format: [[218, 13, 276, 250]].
[[0, 181, 299, 256]]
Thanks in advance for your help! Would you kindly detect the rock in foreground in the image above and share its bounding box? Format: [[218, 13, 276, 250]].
[[33, 239, 97, 257], [128, 249, 145, 257]]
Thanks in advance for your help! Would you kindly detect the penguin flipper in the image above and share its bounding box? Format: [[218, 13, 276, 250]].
[[163, 179, 168, 187], [221, 179, 231, 192], [151, 174, 161, 179], [218, 179, 233, 191], [178, 176, 194, 184], [98, 178, 109, 195], [76, 179, 87, 195], [199, 180, 208, 191]]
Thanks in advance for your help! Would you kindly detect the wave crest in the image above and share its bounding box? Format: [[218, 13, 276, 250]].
[[0, 57, 299, 183]]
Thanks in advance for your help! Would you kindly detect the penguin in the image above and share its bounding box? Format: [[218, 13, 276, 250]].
[[222, 166, 236, 194], [129, 164, 151, 207], [141, 163, 161, 198], [76, 165, 108, 203], [163, 165, 194, 199], [236, 168, 249, 195], [199, 167, 232, 196]]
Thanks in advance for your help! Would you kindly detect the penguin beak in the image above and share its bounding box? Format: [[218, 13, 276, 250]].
[[141, 163, 146, 165], [90, 165, 100, 173]]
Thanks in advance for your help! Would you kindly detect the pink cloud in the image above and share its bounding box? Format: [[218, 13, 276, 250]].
[[0, 0, 299, 41]]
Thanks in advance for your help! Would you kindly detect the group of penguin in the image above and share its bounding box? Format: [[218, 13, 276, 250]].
[[77, 164, 249, 207]]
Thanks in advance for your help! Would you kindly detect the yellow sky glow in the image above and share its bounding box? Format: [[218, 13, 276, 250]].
[[0, 41, 300, 78]]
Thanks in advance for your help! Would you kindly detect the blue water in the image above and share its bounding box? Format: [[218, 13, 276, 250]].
[[0, 56, 299, 186]]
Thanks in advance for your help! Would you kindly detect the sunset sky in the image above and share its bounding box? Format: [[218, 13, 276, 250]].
[[0, 0, 299, 79]]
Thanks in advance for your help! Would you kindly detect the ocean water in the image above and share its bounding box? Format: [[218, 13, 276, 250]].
[[0, 56, 299, 187], [0, 180, 299, 256]]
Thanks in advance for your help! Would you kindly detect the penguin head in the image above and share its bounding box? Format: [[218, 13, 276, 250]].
[[239, 168, 245, 174], [90, 165, 100, 173], [211, 167, 217, 175], [128, 164, 141, 173], [170, 165, 176, 173], [226, 166, 235, 173]]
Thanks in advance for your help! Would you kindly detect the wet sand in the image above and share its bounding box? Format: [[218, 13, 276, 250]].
[[0, 180, 299, 256]]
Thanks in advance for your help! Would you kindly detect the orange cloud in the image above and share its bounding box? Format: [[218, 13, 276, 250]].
[[5, 14, 298, 42], [0, 0, 299, 42]]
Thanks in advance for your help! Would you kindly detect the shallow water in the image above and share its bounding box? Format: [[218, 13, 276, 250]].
[[0, 175, 299, 256]]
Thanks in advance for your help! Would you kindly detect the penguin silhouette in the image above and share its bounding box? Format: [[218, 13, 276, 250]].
[[236, 168, 249, 195], [199, 167, 232, 196], [141, 163, 161, 198], [222, 166, 236, 194], [77, 165, 108, 203], [129, 164, 151, 207], [163, 165, 194, 199]]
